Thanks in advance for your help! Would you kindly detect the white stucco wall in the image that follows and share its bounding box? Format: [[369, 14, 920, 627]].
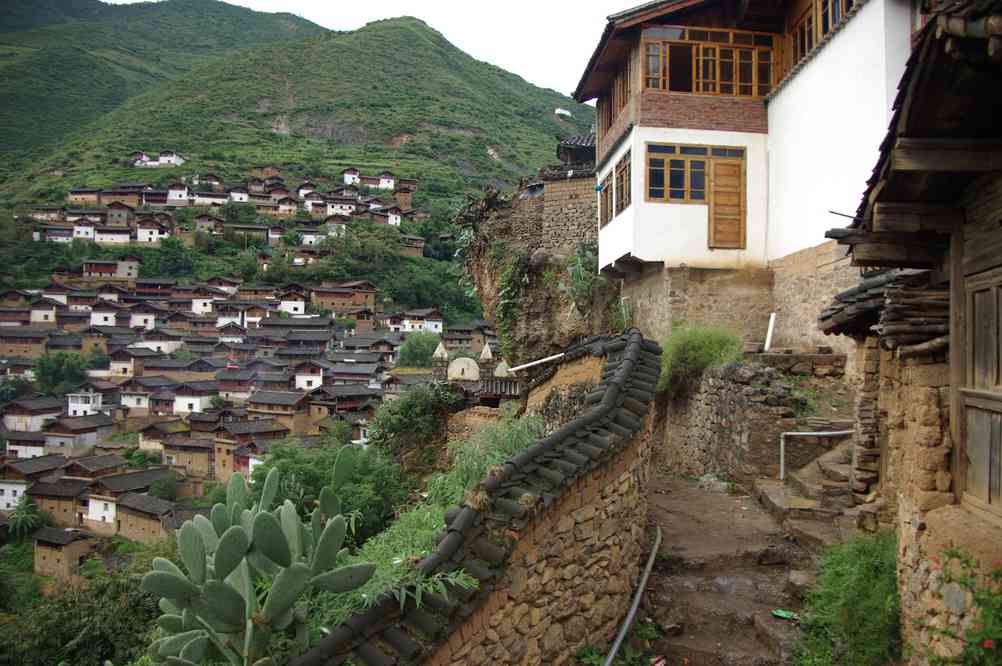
[[174, 394, 213, 415], [766, 0, 911, 260], [87, 496, 116, 524], [6, 445, 44, 460], [598, 126, 769, 270], [279, 300, 305, 315], [0, 481, 28, 511], [91, 311, 117, 326]]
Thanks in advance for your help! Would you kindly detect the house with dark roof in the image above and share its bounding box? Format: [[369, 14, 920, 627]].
[[62, 453, 128, 480], [28, 478, 92, 527], [43, 414, 115, 457], [33, 527, 97, 582], [116, 493, 175, 544], [0, 454, 67, 511], [247, 391, 310, 434], [4, 430, 46, 459], [2, 395, 64, 432], [212, 418, 289, 482], [162, 436, 215, 481]]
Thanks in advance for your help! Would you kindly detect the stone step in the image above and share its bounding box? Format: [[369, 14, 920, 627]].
[[821, 479, 851, 494], [753, 479, 840, 523], [653, 628, 780, 666], [784, 518, 849, 554], [753, 610, 801, 663], [817, 460, 853, 483]]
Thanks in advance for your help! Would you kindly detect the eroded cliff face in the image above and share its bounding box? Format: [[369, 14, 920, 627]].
[[458, 181, 619, 365]]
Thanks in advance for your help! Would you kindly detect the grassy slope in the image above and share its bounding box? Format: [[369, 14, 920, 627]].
[[0, 16, 594, 214], [0, 0, 327, 156]]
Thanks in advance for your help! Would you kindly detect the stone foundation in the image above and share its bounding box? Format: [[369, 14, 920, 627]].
[[426, 428, 651, 666], [747, 352, 846, 377]]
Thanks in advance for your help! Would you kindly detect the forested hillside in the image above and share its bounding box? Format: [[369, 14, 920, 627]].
[[0, 0, 325, 156]]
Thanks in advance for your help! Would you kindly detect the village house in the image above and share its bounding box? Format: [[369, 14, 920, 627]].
[[33, 527, 98, 583], [61, 453, 128, 480], [82, 258, 140, 280], [172, 380, 219, 415], [43, 414, 115, 457], [162, 436, 214, 480], [246, 390, 310, 434], [0, 454, 66, 511], [115, 493, 175, 544], [3, 395, 63, 432], [5, 431, 47, 460], [29, 478, 91, 527], [67, 188, 101, 206]]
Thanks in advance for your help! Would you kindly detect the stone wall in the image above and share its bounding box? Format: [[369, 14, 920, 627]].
[[877, 349, 1002, 662], [769, 240, 860, 358], [624, 266, 775, 346], [662, 363, 814, 481], [748, 352, 846, 378], [426, 425, 651, 666], [524, 354, 603, 431]]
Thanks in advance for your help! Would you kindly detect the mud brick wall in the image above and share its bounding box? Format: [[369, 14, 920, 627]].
[[623, 266, 775, 345], [540, 177, 597, 255], [769, 240, 860, 362], [663, 363, 814, 481], [877, 350, 1002, 662], [426, 429, 651, 666]]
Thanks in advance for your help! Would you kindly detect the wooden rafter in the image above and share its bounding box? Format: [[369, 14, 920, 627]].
[[891, 138, 1002, 173], [871, 202, 964, 234], [851, 242, 942, 268]]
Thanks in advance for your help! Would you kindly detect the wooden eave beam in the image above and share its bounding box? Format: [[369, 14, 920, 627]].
[[850, 242, 942, 268], [871, 202, 964, 233], [616, 0, 711, 28], [890, 138, 1002, 173], [826, 227, 949, 247]]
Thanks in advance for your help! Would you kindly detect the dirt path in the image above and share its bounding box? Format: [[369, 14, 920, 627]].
[[641, 477, 812, 665]]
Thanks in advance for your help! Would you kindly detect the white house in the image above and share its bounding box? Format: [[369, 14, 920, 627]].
[[158, 150, 185, 166], [167, 183, 189, 204], [342, 168, 360, 185], [293, 360, 328, 391], [67, 392, 102, 417], [278, 295, 306, 315], [30, 302, 58, 325], [73, 223, 96, 241], [575, 0, 912, 272], [172, 382, 217, 415], [129, 312, 156, 330], [95, 227, 132, 245], [90, 306, 119, 327], [5, 432, 47, 460], [0, 480, 28, 511], [228, 187, 249, 203], [136, 221, 170, 244], [193, 192, 228, 207], [192, 297, 215, 316], [378, 171, 395, 190], [86, 494, 116, 526]]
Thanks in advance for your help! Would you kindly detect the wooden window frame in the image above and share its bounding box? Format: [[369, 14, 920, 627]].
[[645, 143, 740, 205], [615, 152, 632, 216], [641, 26, 775, 98], [599, 173, 614, 228]]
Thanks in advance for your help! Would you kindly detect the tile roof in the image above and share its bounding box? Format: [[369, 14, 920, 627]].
[[6, 454, 67, 475], [28, 478, 91, 498], [248, 391, 307, 406], [5, 430, 47, 443], [46, 414, 115, 431], [7, 395, 64, 411], [222, 419, 289, 436], [117, 492, 174, 516], [64, 453, 127, 472], [96, 467, 174, 493], [292, 330, 661, 666], [33, 526, 92, 546]]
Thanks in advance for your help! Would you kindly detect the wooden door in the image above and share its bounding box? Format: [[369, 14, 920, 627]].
[[709, 159, 745, 249], [962, 267, 1002, 515]]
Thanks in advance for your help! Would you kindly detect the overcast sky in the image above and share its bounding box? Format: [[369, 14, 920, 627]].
[[105, 0, 635, 97]]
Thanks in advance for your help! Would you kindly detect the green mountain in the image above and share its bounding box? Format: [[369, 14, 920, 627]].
[[0, 13, 594, 214], [0, 0, 326, 156]]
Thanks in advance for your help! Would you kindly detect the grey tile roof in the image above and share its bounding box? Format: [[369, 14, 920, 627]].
[[117, 492, 174, 516], [7, 454, 68, 475], [33, 526, 92, 546], [248, 391, 307, 406], [96, 467, 174, 493], [28, 478, 91, 498], [222, 419, 289, 436], [64, 453, 127, 472]]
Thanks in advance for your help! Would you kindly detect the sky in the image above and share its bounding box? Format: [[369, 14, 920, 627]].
[[103, 0, 638, 97]]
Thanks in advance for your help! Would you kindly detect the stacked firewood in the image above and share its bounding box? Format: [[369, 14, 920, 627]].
[[872, 283, 950, 357]]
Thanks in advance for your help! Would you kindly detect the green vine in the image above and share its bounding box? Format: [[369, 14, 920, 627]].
[[926, 548, 1002, 665], [560, 242, 605, 313], [495, 249, 530, 360]]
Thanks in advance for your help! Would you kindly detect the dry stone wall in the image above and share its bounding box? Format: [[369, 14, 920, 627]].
[[662, 363, 821, 481], [292, 331, 661, 666]]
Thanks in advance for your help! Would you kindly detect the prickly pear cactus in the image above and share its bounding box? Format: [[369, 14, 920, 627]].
[[141, 459, 374, 666]]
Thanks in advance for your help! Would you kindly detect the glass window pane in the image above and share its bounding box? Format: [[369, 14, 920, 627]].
[[708, 31, 729, 43], [680, 146, 708, 155], [649, 168, 664, 188], [669, 170, 685, 189], [754, 34, 774, 46], [691, 170, 706, 191], [644, 27, 684, 40], [691, 191, 706, 200], [649, 145, 676, 154], [727, 148, 745, 157], [688, 30, 709, 41], [669, 189, 685, 200], [733, 33, 754, 45], [711, 148, 728, 156], [649, 188, 665, 199]]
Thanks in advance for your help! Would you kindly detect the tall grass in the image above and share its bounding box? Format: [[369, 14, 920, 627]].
[[797, 530, 901, 666], [657, 324, 743, 396]]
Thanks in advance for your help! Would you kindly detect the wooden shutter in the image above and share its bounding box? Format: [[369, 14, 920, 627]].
[[708, 159, 745, 249], [963, 267, 1002, 514]]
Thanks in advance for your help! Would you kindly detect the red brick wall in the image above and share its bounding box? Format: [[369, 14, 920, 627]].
[[639, 91, 768, 134]]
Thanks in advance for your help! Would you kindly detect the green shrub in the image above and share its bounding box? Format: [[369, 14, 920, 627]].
[[561, 242, 605, 313], [928, 548, 1002, 665], [797, 530, 901, 666], [367, 383, 460, 454], [397, 331, 441, 368], [657, 324, 742, 396]]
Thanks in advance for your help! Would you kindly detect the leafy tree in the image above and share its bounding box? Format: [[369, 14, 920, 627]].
[[220, 201, 257, 225], [0, 375, 33, 404], [250, 437, 409, 544], [397, 331, 441, 368], [281, 230, 301, 246], [7, 495, 43, 539], [210, 395, 228, 410], [35, 351, 88, 395], [149, 474, 178, 501], [368, 384, 460, 454]]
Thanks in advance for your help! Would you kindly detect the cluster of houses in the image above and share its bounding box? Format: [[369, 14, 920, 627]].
[[27, 168, 423, 257], [0, 269, 506, 580]]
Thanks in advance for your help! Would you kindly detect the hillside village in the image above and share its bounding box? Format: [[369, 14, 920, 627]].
[[26, 166, 425, 265], [2, 0, 1002, 665]]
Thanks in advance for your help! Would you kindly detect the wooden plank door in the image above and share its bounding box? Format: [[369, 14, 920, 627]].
[[709, 159, 745, 249], [962, 267, 1002, 515]]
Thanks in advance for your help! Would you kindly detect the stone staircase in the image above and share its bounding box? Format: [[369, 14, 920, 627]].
[[645, 477, 812, 665], [753, 430, 883, 552]]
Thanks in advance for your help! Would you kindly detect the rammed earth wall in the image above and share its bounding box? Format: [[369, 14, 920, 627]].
[[292, 331, 661, 666]]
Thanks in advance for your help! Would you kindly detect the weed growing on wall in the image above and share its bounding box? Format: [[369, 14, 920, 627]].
[[927, 548, 1002, 665], [561, 242, 605, 313], [657, 324, 742, 396], [796, 530, 901, 666], [495, 248, 530, 359]]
